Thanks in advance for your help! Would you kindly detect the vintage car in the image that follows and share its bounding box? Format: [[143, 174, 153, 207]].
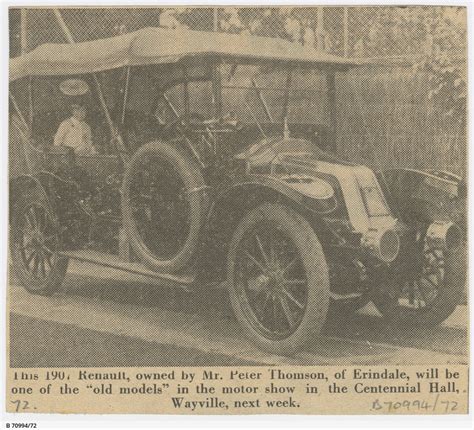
[[9, 27, 466, 355]]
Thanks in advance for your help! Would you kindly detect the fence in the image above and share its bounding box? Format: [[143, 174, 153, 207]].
[[8, 6, 467, 174], [9, 6, 466, 58]]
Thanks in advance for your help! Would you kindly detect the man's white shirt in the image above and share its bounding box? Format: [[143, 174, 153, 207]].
[[54, 117, 96, 154]]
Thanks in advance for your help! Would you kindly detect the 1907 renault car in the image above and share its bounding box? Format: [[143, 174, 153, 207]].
[[9, 27, 466, 355]]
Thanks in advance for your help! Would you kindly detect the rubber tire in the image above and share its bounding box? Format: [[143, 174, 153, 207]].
[[122, 141, 209, 273], [10, 191, 68, 296], [227, 203, 330, 356], [372, 245, 466, 327]]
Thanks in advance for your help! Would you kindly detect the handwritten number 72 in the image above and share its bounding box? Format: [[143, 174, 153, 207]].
[[10, 399, 30, 412]]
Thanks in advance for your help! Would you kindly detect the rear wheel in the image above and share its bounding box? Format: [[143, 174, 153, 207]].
[[227, 203, 329, 355], [10, 192, 68, 296], [372, 243, 465, 327]]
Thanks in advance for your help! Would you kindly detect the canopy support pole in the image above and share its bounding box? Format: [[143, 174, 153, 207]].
[[9, 91, 33, 173], [251, 78, 273, 122], [327, 71, 337, 154], [211, 63, 222, 121], [121, 66, 131, 125], [9, 91, 28, 129], [183, 66, 190, 124], [282, 69, 292, 124], [28, 76, 33, 129], [20, 9, 28, 54], [53, 9, 130, 163]]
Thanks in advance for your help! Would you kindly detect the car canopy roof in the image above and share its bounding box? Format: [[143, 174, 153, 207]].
[[10, 27, 361, 82]]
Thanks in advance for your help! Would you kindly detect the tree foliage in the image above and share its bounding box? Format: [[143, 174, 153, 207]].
[[161, 7, 466, 125], [363, 7, 466, 124]]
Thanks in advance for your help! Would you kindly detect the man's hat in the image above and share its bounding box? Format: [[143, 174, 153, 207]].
[[60, 78, 89, 96]]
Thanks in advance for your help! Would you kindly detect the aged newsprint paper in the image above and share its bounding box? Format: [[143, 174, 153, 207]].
[[5, 3, 470, 424]]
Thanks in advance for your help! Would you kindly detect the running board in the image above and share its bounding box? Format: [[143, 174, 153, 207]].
[[59, 250, 195, 287], [330, 292, 363, 301]]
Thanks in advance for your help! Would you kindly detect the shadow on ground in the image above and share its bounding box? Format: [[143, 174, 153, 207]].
[[59, 273, 467, 359]]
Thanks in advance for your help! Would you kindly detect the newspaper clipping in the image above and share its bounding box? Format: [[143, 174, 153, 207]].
[[6, 5, 469, 416]]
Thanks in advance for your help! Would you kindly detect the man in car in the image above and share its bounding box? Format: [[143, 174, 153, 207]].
[[54, 103, 97, 155]]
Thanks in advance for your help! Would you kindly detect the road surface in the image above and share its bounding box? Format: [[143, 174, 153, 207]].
[[8, 260, 468, 367]]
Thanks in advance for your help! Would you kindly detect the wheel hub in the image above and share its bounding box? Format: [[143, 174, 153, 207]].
[[251, 264, 287, 293], [254, 274, 270, 291], [269, 271, 283, 289]]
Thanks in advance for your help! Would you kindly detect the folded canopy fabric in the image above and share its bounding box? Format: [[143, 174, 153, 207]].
[[10, 27, 360, 82]]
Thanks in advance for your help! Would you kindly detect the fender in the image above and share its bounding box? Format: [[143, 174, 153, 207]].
[[10, 174, 51, 209], [209, 174, 336, 224], [10, 171, 80, 221], [379, 168, 466, 231]]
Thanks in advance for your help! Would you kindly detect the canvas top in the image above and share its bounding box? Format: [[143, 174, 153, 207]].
[[10, 26, 361, 82]]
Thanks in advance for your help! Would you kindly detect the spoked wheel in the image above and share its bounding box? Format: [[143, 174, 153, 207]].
[[227, 203, 329, 355], [372, 243, 465, 327], [10, 193, 68, 296]]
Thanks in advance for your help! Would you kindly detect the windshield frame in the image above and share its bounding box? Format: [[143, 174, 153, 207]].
[[137, 60, 332, 120], [125, 57, 339, 153]]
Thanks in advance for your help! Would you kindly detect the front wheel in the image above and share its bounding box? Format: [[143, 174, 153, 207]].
[[227, 203, 329, 355], [10, 192, 68, 296], [372, 243, 466, 327]]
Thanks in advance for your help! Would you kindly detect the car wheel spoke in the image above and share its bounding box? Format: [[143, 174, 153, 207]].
[[281, 256, 298, 276], [282, 289, 304, 310], [44, 252, 53, 269], [41, 244, 54, 255], [19, 239, 34, 251], [39, 252, 47, 278], [35, 207, 45, 231], [32, 253, 40, 277], [28, 207, 38, 230], [43, 234, 57, 244], [255, 234, 270, 267], [424, 275, 438, 289], [25, 249, 36, 267], [279, 295, 295, 327], [17, 227, 30, 237], [24, 212, 35, 230], [268, 236, 277, 266], [243, 251, 266, 273]]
